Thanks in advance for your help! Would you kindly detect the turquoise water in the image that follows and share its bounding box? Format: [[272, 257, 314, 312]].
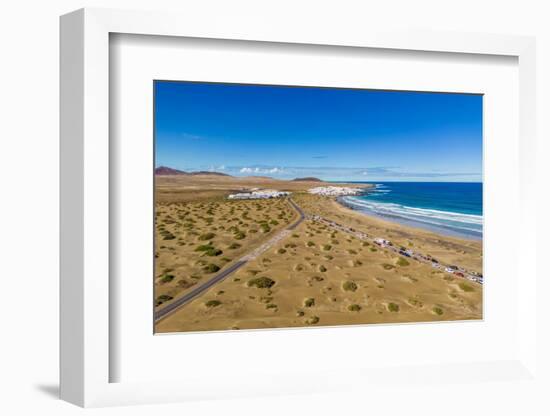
[[341, 182, 483, 240]]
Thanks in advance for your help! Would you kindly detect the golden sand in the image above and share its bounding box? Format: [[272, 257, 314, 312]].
[[154, 175, 482, 333]]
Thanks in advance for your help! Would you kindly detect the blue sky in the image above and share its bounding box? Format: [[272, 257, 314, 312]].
[[154, 81, 482, 182]]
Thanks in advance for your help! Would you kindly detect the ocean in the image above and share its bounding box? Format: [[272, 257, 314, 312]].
[[340, 182, 483, 240]]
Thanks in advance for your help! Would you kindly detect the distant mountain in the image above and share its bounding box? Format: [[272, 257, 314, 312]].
[[292, 177, 323, 182], [189, 171, 231, 177], [155, 166, 188, 175], [155, 166, 231, 177]]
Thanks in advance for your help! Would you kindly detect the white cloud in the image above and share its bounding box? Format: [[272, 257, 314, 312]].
[[239, 166, 284, 175]]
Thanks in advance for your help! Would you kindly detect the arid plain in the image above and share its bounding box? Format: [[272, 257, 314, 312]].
[[154, 173, 482, 333]]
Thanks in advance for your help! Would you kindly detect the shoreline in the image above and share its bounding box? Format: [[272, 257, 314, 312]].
[[292, 192, 482, 275], [337, 192, 482, 242]]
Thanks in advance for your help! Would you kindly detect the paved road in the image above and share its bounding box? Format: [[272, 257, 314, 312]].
[[155, 198, 306, 322], [287, 198, 306, 230]]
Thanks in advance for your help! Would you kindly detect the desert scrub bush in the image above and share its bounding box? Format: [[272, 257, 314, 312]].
[[408, 297, 423, 307], [159, 274, 175, 284], [396, 258, 410, 267], [296, 310, 305, 317], [228, 243, 241, 249], [198, 232, 215, 241], [458, 282, 474, 292], [347, 249, 358, 255], [432, 306, 444, 315], [205, 300, 222, 308], [155, 294, 173, 306], [342, 281, 358, 292], [269, 220, 279, 225], [362, 241, 370, 247], [247, 276, 276, 289], [307, 241, 315, 247], [370, 247, 378, 252], [305, 316, 320, 325], [318, 265, 327, 272], [348, 304, 362, 312], [322, 244, 332, 251], [205, 248, 223, 256], [234, 231, 246, 240], [259, 296, 273, 303], [177, 279, 194, 289], [203, 263, 221, 273], [387, 302, 400, 312], [382, 263, 395, 270], [195, 244, 213, 252], [304, 298, 315, 307], [292, 233, 300, 238], [162, 232, 176, 240], [284, 242, 297, 248], [313, 276, 324, 282], [277, 248, 287, 254], [260, 223, 271, 233], [265, 303, 278, 310]]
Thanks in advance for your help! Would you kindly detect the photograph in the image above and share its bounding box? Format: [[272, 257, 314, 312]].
[[153, 81, 483, 333]]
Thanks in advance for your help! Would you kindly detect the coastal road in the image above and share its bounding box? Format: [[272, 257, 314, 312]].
[[155, 198, 306, 322], [308, 213, 482, 285]]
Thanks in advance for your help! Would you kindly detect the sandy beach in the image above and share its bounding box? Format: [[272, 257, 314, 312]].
[[154, 175, 482, 333]]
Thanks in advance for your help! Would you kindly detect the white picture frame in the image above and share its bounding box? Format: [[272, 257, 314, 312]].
[[60, 7, 538, 408]]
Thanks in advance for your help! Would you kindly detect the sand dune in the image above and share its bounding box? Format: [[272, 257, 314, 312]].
[[154, 175, 482, 333]]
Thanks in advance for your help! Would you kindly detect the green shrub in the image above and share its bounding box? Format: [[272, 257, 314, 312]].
[[234, 231, 246, 240], [247, 276, 276, 289], [195, 244, 213, 252], [198, 232, 215, 241], [205, 300, 222, 308], [387, 302, 400, 312], [322, 244, 332, 251], [304, 298, 315, 307], [203, 263, 221, 273], [160, 274, 175, 284], [155, 294, 173, 306], [342, 281, 358, 292], [307, 241, 315, 247], [396, 258, 410, 267], [432, 306, 444, 315], [305, 316, 320, 325], [205, 248, 223, 256]]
